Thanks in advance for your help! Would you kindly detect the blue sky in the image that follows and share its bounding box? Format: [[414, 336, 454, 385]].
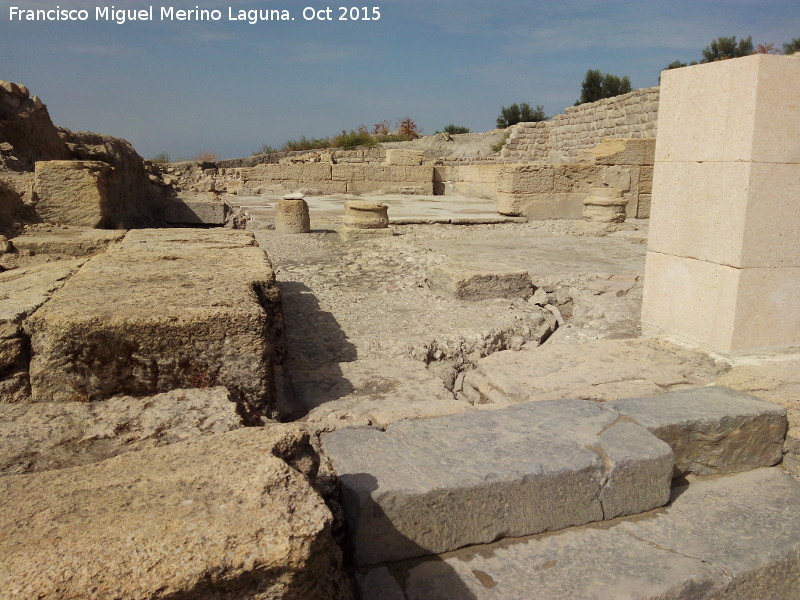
[[2, 0, 798, 159]]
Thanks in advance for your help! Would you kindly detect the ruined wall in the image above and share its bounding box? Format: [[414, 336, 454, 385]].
[[501, 88, 660, 162], [239, 163, 434, 196]]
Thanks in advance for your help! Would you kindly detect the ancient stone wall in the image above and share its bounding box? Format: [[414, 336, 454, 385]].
[[501, 88, 660, 162]]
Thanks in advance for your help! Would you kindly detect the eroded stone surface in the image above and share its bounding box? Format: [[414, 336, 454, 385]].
[[164, 192, 229, 225], [0, 425, 351, 599], [461, 338, 723, 407], [24, 229, 283, 421], [426, 260, 533, 300], [0, 387, 243, 476], [609, 386, 787, 476], [321, 399, 672, 566]]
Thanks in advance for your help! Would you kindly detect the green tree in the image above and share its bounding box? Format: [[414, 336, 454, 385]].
[[784, 38, 800, 55], [701, 36, 754, 62], [496, 103, 546, 128], [576, 70, 632, 104]]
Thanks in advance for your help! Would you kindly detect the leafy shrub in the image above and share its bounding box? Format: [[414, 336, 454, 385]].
[[192, 150, 218, 162], [331, 129, 378, 150], [784, 38, 800, 55], [496, 103, 546, 128], [491, 131, 511, 153], [252, 144, 278, 156], [439, 124, 471, 134], [150, 151, 171, 164], [281, 136, 332, 152]]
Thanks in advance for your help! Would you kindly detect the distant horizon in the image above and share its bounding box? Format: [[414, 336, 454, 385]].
[[2, 0, 798, 160]]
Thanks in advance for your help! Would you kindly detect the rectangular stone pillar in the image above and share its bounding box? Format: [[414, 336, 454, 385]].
[[642, 55, 800, 354]]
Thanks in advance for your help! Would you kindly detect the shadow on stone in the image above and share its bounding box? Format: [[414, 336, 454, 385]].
[[345, 473, 478, 600], [277, 280, 357, 419]]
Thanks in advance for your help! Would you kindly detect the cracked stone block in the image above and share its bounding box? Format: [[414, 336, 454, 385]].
[[24, 229, 283, 422], [33, 160, 113, 227], [357, 468, 800, 600], [426, 260, 533, 301], [9, 228, 125, 258], [163, 193, 229, 226], [0, 387, 243, 476], [321, 399, 672, 566], [0, 425, 350, 599], [608, 386, 787, 476]]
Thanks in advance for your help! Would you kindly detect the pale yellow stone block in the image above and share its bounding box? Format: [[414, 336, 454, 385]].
[[642, 251, 800, 354], [656, 55, 800, 164], [649, 162, 800, 268], [496, 165, 553, 194]]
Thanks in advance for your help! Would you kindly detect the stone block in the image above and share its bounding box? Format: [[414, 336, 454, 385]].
[[321, 400, 672, 566], [609, 387, 787, 476], [639, 165, 654, 194], [496, 164, 554, 194], [637, 193, 652, 218], [523, 192, 586, 220], [358, 468, 800, 600], [426, 260, 533, 300], [656, 55, 800, 164], [331, 164, 366, 182], [649, 161, 800, 269], [347, 180, 433, 195], [8, 228, 125, 257], [24, 229, 284, 421], [0, 387, 244, 475], [33, 160, 113, 227], [385, 149, 424, 166], [641, 251, 800, 354], [364, 165, 433, 183], [0, 426, 349, 599], [164, 193, 229, 225], [552, 164, 604, 192]]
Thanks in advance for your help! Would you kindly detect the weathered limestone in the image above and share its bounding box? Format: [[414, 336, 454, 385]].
[[0, 387, 243, 476], [385, 148, 423, 165], [275, 193, 311, 234], [0, 259, 84, 403], [7, 226, 125, 260], [460, 338, 720, 407], [164, 192, 229, 225], [496, 163, 640, 219], [609, 386, 787, 476], [33, 160, 113, 227], [642, 54, 800, 354], [24, 229, 283, 421], [585, 137, 656, 166], [239, 163, 434, 195], [340, 201, 394, 240], [344, 201, 388, 228], [0, 425, 351, 599], [583, 187, 627, 222], [321, 399, 673, 566], [426, 260, 533, 300], [357, 468, 800, 600]]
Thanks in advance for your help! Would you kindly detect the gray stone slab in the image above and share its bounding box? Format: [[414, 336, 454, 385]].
[[426, 260, 533, 300], [357, 468, 800, 600], [164, 193, 229, 225], [321, 399, 672, 566], [620, 468, 800, 600], [608, 386, 787, 476]]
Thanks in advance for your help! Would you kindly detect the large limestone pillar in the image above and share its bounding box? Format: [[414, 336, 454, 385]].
[[642, 55, 800, 355]]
